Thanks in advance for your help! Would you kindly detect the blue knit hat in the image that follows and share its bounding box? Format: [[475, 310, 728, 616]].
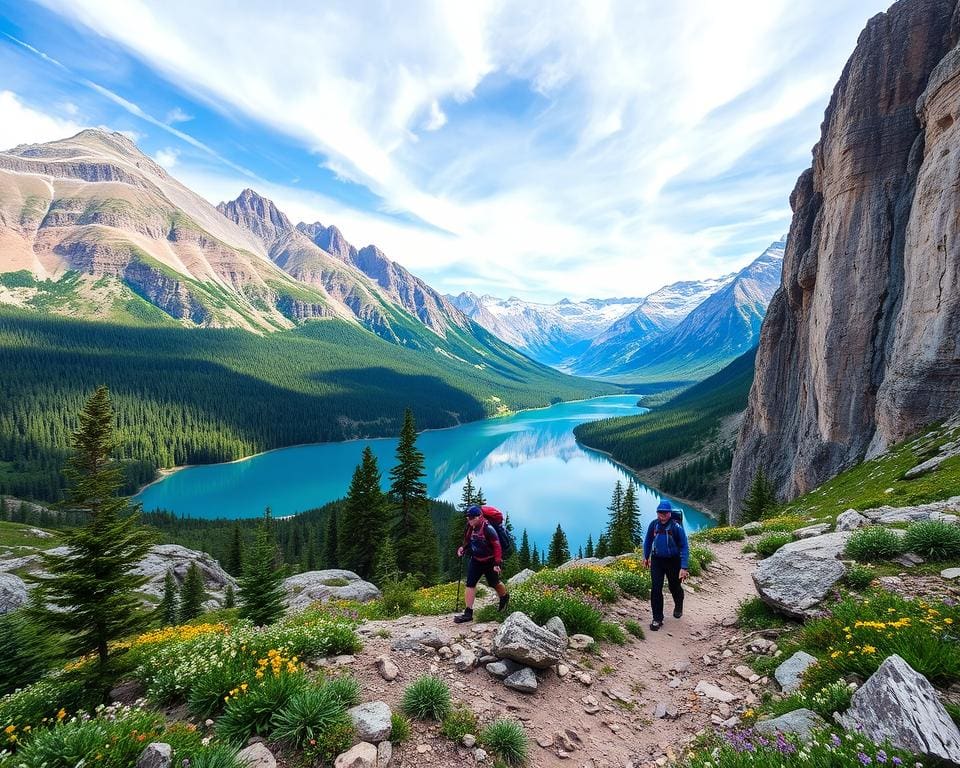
[[466, 505, 482, 517], [656, 500, 673, 514]]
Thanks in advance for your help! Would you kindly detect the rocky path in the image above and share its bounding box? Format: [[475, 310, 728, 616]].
[[337, 540, 768, 768]]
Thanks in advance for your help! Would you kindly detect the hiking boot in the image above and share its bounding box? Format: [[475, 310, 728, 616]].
[[649, 620, 663, 631], [453, 609, 474, 624], [673, 606, 683, 619], [498, 593, 510, 612]]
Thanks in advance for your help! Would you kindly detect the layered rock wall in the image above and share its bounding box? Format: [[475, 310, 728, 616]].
[[730, 0, 960, 517]]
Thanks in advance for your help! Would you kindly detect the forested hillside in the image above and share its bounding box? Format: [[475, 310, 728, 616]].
[[573, 348, 756, 504], [0, 308, 615, 501]]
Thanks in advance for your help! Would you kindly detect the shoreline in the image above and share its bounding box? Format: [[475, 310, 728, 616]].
[[132, 392, 639, 498]]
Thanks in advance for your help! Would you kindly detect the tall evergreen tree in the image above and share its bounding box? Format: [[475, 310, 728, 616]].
[[27, 386, 153, 674], [595, 533, 609, 558], [547, 524, 571, 568], [622, 481, 642, 549], [577, 546, 583, 559], [304, 529, 318, 571], [179, 562, 206, 622], [585, 534, 595, 558], [338, 447, 387, 579], [226, 524, 244, 576], [606, 480, 633, 555], [224, 583, 236, 609], [458, 476, 479, 511], [389, 409, 438, 583], [373, 535, 400, 586], [530, 543, 541, 571], [158, 569, 179, 626], [517, 529, 531, 571], [238, 509, 286, 626], [323, 508, 339, 569], [740, 468, 777, 522]]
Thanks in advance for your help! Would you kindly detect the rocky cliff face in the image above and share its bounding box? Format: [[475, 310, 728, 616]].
[[729, 0, 960, 518]]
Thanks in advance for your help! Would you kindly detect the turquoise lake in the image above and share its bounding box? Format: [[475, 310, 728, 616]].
[[134, 395, 713, 553]]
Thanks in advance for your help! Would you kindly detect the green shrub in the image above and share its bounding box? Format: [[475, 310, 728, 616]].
[[902, 520, 960, 561], [844, 564, 875, 591], [741, 542, 756, 553], [597, 622, 627, 645], [735, 597, 788, 630], [475, 584, 603, 636], [691, 526, 744, 543], [441, 705, 478, 741], [624, 620, 645, 640], [686, 545, 715, 577], [379, 576, 420, 617], [800, 591, 960, 689], [755, 532, 793, 559], [321, 675, 361, 708], [529, 567, 619, 603], [480, 719, 529, 766], [390, 712, 411, 743], [402, 675, 451, 721], [270, 685, 353, 749], [186, 655, 250, 718], [216, 671, 308, 744], [758, 515, 807, 533], [0, 674, 91, 734], [844, 526, 904, 562], [185, 745, 245, 768], [608, 567, 651, 599], [0, 612, 61, 697]]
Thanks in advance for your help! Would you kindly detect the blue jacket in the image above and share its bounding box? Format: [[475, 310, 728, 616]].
[[643, 518, 689, 569]]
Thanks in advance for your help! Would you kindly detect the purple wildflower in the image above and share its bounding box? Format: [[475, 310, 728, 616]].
[[858, 752, 872, 766], [891, 759, 901, 766], [876, 750, 887, 763], [830, 733, 842, 748]]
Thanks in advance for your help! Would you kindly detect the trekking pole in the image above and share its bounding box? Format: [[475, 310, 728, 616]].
[[454, 554, 463, 613]]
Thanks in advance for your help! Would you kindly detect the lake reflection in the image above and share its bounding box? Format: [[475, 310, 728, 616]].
[[135, 395, 713, 552]]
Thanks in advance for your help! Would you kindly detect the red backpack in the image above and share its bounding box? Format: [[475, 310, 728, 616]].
[[471, 506, 516, 557]]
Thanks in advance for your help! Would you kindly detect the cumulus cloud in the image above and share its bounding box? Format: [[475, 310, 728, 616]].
[[153, 147, 179, 167], [33, 0, 889, 300], [165, 106, 192, 123], [0, 90, 84, 150]]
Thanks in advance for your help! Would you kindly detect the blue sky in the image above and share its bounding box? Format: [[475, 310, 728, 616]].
[[0, 0, 890, 302]]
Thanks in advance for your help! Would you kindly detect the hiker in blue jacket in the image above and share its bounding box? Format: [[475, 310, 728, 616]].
[[642, 499, 689, 631]]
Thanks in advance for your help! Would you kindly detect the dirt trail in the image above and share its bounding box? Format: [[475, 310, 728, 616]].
[[345, 541, 763, 768]]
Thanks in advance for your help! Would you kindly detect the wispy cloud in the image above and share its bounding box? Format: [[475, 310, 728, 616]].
[[0, 90, 83, 150], [20, 1, 889, 300], [165, 106, 192, 124]]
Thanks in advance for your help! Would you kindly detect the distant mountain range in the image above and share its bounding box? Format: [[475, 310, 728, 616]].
[[451, 237, 785, 381]]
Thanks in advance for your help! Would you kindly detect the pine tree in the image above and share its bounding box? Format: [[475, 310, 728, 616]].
[[585, 534, 595, 558], [577, 546, 584, 559], [595, 533, 609, 558], [547, 524, 571, 568], [458, 476, 479, 511], [28, 386, 154, 674], [238, 509, 286, 626], [339, 447, 387, 579], [389, 409, 438, 583], [530, 543, 541, 571], [226, 524, 244, 576], [158, 569, 179, 626], [606, 480, 633, 555], [622, 481, 641, 549], [224, 583, 236, 609], [475, 487, 487, 506], [373, 535, 400, 586], [323, 508, 339, 569], [518, 529, 531, 571], [304, 529, 318, 571], [179, 562, 207, 622], [740, 468, 777, 523]]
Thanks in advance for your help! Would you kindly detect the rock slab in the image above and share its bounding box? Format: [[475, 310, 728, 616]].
[[0, 572, 28, 614], [284, 569, 380, 610], [774, 651, 818, 693], [492, 611, 565, 669], [755, 709, 826, 743], [838, 654, 960, 764], [237, 743, 277, 768], [136, 743, 172, 768], [752, 532, 850, 618], [334, 742, 377, 768], [347, 701, 392, 743]]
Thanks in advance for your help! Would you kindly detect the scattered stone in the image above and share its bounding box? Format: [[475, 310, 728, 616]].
[[721, 649, 734, 658], [137, 743, 172, 768], [346, 702, 392, 743], [438, 645, 453, 659], [478, 654, 497, 665], [462, 734, 476, 748], [775, 651, 818, 693], [836, 509, 868, 531], [568, 634, 595, 651], [556, 663, 570, 678], [793, 523, 832, 539], [237, 743, 277, 768], [504, 667, 539, 693], [670, 659, 691, 673], [576, 672, 593, 686], [694, 681, 737, 703], [391, 628, 452, 652], [376, 740, 392, 767], [838, 654, 960, 764], [755, 709, 826, 744], [891, 552, 925, 568], [605, 687, 634, 704], [733, 665, 755, 682], [545, 616, 568, 641], [508, 569, 536, 585], [474, 747, 488, 762], [942, 568, 960, 580], [415, 744, 431, 754], [375, 655, 399, 682], [486, 659, 524, 680], [717, 702, 731, 718], [492, 612, 565, 669], [452, 645, 477, 672], [536, 736, 554, 748], [334, 742, 377, 768]]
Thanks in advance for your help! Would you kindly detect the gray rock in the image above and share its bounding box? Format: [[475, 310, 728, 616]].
[[837, 654, 960, 764], [376, 740, 392, 767], [492, 612, 565, 669], [741, 522, 763, 534], [503, 667, 538, 693], [507, 568, 536, 585], [137, 743, 172, 768], [793, 523, 831, 539], [860, 497, 960, 525], [942, 568, 960, 580], [485, 659, 525, 680], [774, 651, 818, 693], [836, 509, 868, 531], [892, 552, 925, 567], [452, 645, 477, 672], [237, 742, 277, 768], [347, 701, 392, 743], [375, 655, 399, 681], [755, 709, 826, 743], [284, 570, 380, 610], [568, 634, 594, 651], [391, 627, 452, 652], [133, 544, 237, 606], [694, 681, 736, 703], [752, 532, 851, 618], [333, 742, 377, 768], [0, 572, 28, 614], [545, 616, 568, 641]]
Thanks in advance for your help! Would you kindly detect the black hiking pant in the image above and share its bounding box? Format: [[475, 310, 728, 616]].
[[650, 555, 683, 622]]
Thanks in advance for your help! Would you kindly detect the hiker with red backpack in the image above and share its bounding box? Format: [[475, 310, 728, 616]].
[[642, 499, 689, 631], [453, 505, 512, 624]]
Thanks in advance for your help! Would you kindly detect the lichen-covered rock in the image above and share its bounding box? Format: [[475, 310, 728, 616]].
[[284, 570, 380, 610], [752, 532, 850, 618], [0, 572, 28, 614], [774, 651, 818, 693], [237, 742, 277, 768], [492, 611, 565, 669], [838, 654, 960, 764], [755, 709, 827, 743], [836, 509, 868, 531], [133, 545, 237, 606], [347, 701, 392, 743], [545, 616, 568, 642]]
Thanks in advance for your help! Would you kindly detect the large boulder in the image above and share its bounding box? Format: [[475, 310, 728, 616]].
[[837, 654, 960, 764], [755, 709, 826, 743], [133, 545, 236, 607], [492, 611, 565, 669], [391, 627, 451, 652], [774, 651, 818, 693], [836, 509, 868, 531], [0, 572, 28, 614], [507, 569, 535, 586], [860, 496, 960, 525], [284, 570, 380, 610], [347, 701, 392, 742], [752, 532, 851, 618]]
